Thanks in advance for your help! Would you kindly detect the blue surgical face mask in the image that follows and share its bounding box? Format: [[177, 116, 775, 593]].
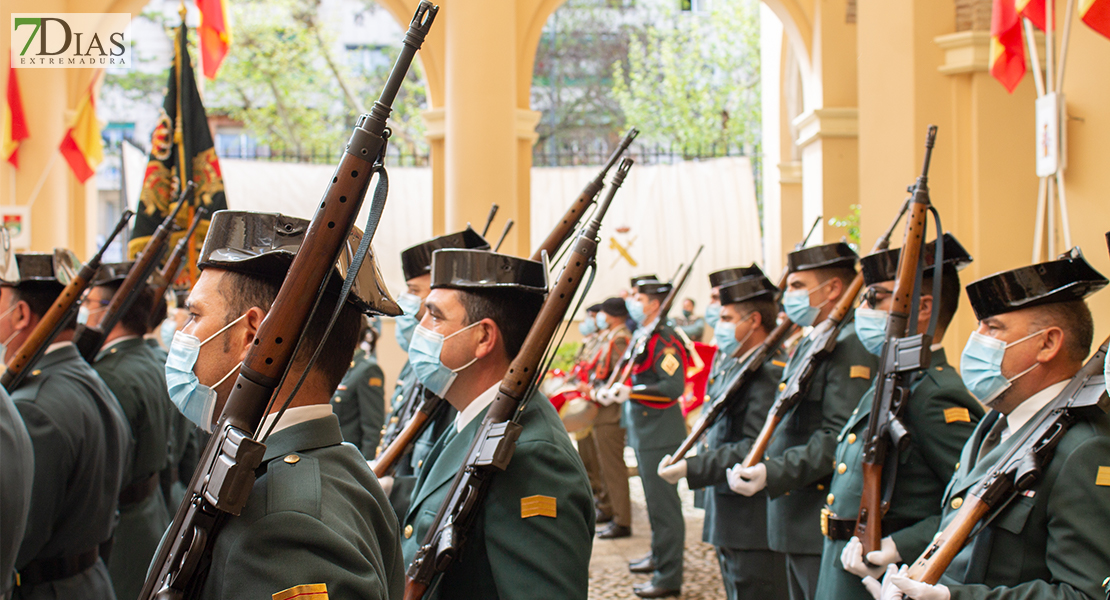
[[77, 302, 106, 326], [705, 303, 721, 329], [596, 313, 610, 331], [628, 300, 646, 325], [408, 322, 481, 397], [394, 292, 423, 353], [715, 313, 754, 358], [159, 318, 178, 349], [165, 314, 247, 433], [959, 329, 1044, 406], [579, 317, 598, 336], [782, 278, 833, 327], [854, 306, 889, 356]]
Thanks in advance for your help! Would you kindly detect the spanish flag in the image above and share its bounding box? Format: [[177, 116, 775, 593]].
[[58, 70, 105, 183], [3, 60, 29, 168], [1081, 0, 1110, 38], [990, 0, 1026, 93], [196, 0, 231, 79], [1016, 0, 1047, 30]]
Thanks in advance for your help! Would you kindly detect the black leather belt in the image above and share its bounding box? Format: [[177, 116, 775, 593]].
[[821, 508, 917, 541], [16, 543, 104, 588], [119, 473, 159, 506]]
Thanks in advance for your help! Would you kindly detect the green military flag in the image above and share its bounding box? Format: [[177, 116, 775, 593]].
[[130, 18, 227, 285]]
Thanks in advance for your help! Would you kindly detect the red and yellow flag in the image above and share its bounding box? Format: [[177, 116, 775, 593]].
[[196, 0, 231, 79], [1016, 0, 1047, 30], [3, 60, 29, 168], [1081, 0, 1110, 38], [991, 0, 1026, 93], [59, 70, 105, 183]]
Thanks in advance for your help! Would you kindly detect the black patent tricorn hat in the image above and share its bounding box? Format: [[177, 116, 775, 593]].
[[430, 249, 547, 296], [719, 267, 777, 306], [198, 210, 400, 316], [637, 279, 672, 296], [92, 261, 135, 286], [401, 227, 490, 281], [861, 233, 973, 286], [1, 251, 81, 286], [630, 274, 658, 288], [709, 264, 764, 288], [787, 242, 858, 273], [965, 248, 1108, 320]]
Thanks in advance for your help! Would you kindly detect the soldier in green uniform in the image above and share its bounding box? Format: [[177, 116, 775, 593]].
[[381, 227, 488, 517], [726, 242, 877, 600], [815, 235, 984, 600], [83, 262, 175, 600], [574, 303, 610, 523], [399, 248, 594, 599], [155, 289, 203, 513], [600, 277, 688, 598], [657, 267, 790, 600], [1, 387, 34, 597], [874, 250, 1110, 600], [2, 253, 130, 600], [332, 318, 387, 458], [167, 211, 404, 599]]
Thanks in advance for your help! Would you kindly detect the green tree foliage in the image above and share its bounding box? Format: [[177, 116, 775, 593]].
[[611, 0, 761, 153]]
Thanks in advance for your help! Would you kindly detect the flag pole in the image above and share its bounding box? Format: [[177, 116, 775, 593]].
[[1022, 18, 1046, 97], [1046, 0, 1055, 93], [24, 152, 60, 211], [1032, 176, 1047, 262]]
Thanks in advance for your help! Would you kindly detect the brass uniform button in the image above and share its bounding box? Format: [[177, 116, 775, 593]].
[[955, 462, 960, 471], [827, 493, 835, 505], [951, 497, 963, 510], [284, 454, 300, 464], [31, 369, 41, 377], [404, 524, 413, 539], [837, 463, 847, 475], [847, 433, 857, 444], [417, 460, 423, 468], [816, 484, 825, 491], [333, 396, 341, 403], [779, 383, 787, 392]]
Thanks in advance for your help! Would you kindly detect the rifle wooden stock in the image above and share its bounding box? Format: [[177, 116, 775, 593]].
[[152, 207, 207, 301], [742, 413, 781, 468], [405, 159, 634, 600], [531, 128, 637, 262], [139, 6, 436, 598], [74, 183, 192, 362], [667, 317, 796, 466], [855, 126, 937, 554], [373, 392, 444, 478], [907, 494, 990, 584], [1, 211, 133, 391]]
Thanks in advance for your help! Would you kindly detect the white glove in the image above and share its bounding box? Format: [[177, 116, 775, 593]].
[[842, 536, 902, 579], [603, 384, 630, 404], [883, 564, 950, 600], [596, 386, 616, 406], [657, 455, 687, 484], [726, 462, 767, 496]]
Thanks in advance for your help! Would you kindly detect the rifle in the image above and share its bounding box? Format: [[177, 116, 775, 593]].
[[531, 128, 638, 262], [373, 385, 446, 478], [149, 207, 208, 320], [737, 199, 911, 472], [906, 337, 1109, 584], [494, 219, 514, 252], [604, 245, 704, 392], [854, 126, 940, 553], [139, 5, 437, 598], [481, 204, 499, 237], [73, 182, 192, 362], [405, 158, 634, 600], [1, 211, 133, 391]]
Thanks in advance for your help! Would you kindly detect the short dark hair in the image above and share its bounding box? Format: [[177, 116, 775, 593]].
[[921, 265, 961, 333], [95, 282, 157, 337], [457, 288, 544, 359], [734, 298, 778, 334], [217, 269, 361, 392], [1028, 300, 1095, 364], [13, 281, 75, 330], [148, 291, 168, 333], [643, 291, 668, 306], [814, 265, 858, 289]]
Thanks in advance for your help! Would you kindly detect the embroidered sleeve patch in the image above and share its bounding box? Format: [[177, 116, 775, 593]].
[[521, 495, 558, 518], [944, 407, 971, 424], [273, 583, 328, 600], [368, 377, 383, 387], [661, 354, 681, 377], [850, 365, 871, 379], [1096, 466, 1110, 487]]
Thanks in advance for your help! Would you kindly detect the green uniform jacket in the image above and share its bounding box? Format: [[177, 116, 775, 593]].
[[401, 389, 595, 599], [94, 337, 176, 600], [622, 325, 688, 451], [686, 346, 787, 550], [764, 320, 877, 555], [332, 348, 387, 459], [199, 414, 403, 600], [12, 343, 130, 600], [932, 395, 1110, 600], [815, 348, 984, 600], [2, 387, 34, 593]]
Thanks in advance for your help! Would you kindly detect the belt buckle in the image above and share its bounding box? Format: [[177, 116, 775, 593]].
[[820, 507, 830, 538]]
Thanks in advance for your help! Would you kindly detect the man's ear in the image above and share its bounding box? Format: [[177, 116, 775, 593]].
[[825, 276, 845, 303], [1036, 326, 1066, 365], [236, 306, 268, 362], [473, 319, 499, 360], [12, 300, 32, 331], [748, 310, 763, 331], [917, 295, 934, 329]]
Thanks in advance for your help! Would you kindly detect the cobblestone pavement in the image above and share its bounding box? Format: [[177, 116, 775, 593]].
[[588, 451, 724, 599]]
